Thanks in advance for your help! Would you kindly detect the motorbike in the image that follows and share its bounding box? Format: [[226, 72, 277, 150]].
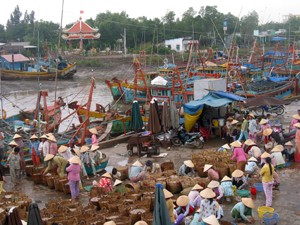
[[255, 105, 285, 116], [171, 125, 205, 148]]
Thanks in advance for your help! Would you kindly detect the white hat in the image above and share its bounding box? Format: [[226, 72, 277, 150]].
[[221, 144, 230, 150], [47, 135, 57, 142], [58, 145, 68, 153], [259, 119, 268, 125], [73, 147, 81, 157], [244, 139, 255, 146], [80, 145, 89, 153], [231, 119, 239, 125], [113, 179, 123, 186], [207, 180, 220, 189], [271, 145, 284, 152], [285, 141, 293, 146], [232, 169, 244, 178], [176, 195, 189, 207], [221, 176, 232, 182], [44, 154, 54, 162], [248, 157, 258, 162], [263, 128, 273, 136], [163, 189, 173, 198], [184, 160, 194, 168], [102, 172, 112, 178], [203, 164, 213, 172], [261, 152, 271, 159], [13, 134, 22, 139], [132, 160, 143, 167], [203, 215, 220, 225], [230, 140, 242, 148], [89, 128, 98, 135], [8, 141, 18, 146], [69, 156, 81, 164], [40, 134, 48, 139], [103, 221, 116, 225], [134, 221, 148, 225], [30, 134, 38, 139], [89, 145, 99, 151], [200, 188, 216, 199], [241, 197, 255, 208], [192, 184, 204, 190], [248, 113, 255, 118]]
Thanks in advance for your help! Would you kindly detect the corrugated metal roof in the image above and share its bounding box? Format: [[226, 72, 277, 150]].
[[1, 54, 30, 63]]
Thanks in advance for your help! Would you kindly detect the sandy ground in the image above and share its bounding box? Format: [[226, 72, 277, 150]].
[[2, 57, 300, 224]]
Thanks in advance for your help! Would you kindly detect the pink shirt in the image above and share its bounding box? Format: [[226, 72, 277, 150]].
[[207, 169, 219, 181], [295, 129, 300, 143], [231, 147, 247, 162], [188, 190, 201, 208], [290, 119, 299, 130], [66, 163, 81, 181], [49, 142, 58, 155], [260, 124, 271, 132]]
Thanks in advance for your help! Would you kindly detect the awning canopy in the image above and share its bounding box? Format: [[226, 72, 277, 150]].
[[183, 90, 246, 114], [151, 76, 168, 86], [243, 96, 289, 107]]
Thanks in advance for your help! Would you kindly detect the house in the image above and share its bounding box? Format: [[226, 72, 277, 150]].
[[0, 54, 30, 70], [165, 37, 197, 52]]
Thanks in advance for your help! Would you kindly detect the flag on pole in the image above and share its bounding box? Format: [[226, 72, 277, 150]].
[[80, 10, 84, 14]]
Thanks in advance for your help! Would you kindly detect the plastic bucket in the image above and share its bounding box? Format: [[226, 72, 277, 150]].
[[254, 183, 264, 192], [218, 118, 225, 127], [262, 212, 279, 225], [250, 187, 257, 195], [257, 206, 274, 218]]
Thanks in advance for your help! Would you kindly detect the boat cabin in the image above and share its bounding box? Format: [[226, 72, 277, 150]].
[[0, 54, 30, 70]]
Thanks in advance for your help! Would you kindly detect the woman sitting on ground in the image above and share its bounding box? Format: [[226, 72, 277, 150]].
[[283, 141, 295, 162]]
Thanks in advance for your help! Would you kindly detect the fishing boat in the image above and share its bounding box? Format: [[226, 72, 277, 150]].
[[0, 54, 76, 80]]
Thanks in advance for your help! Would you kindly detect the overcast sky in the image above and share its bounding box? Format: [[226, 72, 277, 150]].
[[0, 0, 299, 27]]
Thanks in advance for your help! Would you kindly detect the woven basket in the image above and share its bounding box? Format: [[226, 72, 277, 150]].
[[166, 179, 182, 194], [161, 161, 174, 172]]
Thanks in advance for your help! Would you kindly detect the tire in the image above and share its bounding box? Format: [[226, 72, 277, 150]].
[[171, 137, 181, 146], [194, 138, 204, 149], [127, 149, 133, 156], [254, 107, 264, 116], [274, 106, 284, 115]]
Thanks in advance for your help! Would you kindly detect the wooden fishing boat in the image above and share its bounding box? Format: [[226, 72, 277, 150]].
[[84, 153, 109, 175], [0, 54, 76, 80]]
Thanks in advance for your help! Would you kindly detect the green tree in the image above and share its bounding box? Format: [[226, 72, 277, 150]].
[[240, 11, 259, 47]]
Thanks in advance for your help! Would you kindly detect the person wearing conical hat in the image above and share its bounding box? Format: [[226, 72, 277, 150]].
[[270, 145, 285, 167], [43, 153, 68, 178], [89, 127, 99, 145], [47, 135, 58, 156], [207, 180, 224, 203], [248, 113, 258, 144], [202, 215, 220, 225], [113, 179, 127, 194], [103, 221, 116, 225], [289, 113, 300, 133], [163, 189, 175, 223], [220, 176, 234, 202], [260, 157, 274, 207], [29, 134, 41, 166], [198, 188, 222, 222], [178, 160, 195, 177], [58, 145, 73, 161], [245, 157, 259, 177], [13, 133, 25, 175], [144, 160, 162, 174], [188, 184, 204, 208], [129, 160, 146, 183], [217, 143, 231, 152], [39, 134, 49, 166], [66, 156, 81, 199], [259, 118, 271, 144], [231, 197, 255, 223], [238, 114, 250, 142], [175, 195, 195, 218], [231, 141, 247, 172], [79, 146, 90, 179], [97, 172, 113, 193], [6, 147, 21, 186], [224, 117, 234, 144], [134, 221, 148, 225], [204, 164, 219, 181], [294, 122, 300, 162], [247, 144, 262, 161], [232, 169, 248, 190], [283, 141, 295, 162]]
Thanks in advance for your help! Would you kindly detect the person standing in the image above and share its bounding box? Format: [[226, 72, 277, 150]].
[[47, 135, 58, 156], [259, 119, 271, 144], [89, 128, 99, 145], [248, 114, 258, 143], [0, 156, 6, 193], [164, 189, 175, 223], [294, 123, 300, 162], [0, 131, 4, 160], [7, 147, 21, 186], [13, 134, 25, 175], [39, 134, 49, 165], [260, 157, 274, 207], [231, 141, 247, 171], [29, 135, 41, 166], [238, 115, 249, 142], [79, 145, 90, 179], [66, 156, 81, 200]]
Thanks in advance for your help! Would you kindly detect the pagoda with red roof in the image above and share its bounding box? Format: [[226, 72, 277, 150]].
[[62, 17, 100, 49]]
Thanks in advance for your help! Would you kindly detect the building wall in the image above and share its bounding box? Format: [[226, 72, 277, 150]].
[[164, 38, 184, 52]]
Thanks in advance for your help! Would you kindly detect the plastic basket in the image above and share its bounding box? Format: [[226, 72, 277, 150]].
[[237, 189, 250, 197], [262, 212, 279, 225], [254, 183, 264, 192], [257, 206, 274, 218]]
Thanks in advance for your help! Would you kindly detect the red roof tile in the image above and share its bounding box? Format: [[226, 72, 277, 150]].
[[64, 17, 98, 34], [1, 54, 30, 63]]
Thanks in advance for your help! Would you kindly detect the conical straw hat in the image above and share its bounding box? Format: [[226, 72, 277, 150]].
[[176, 195, 189, 207], [271, 144, 284, 152], [285, 141, 293, 146], [192, 184, 204, 190], [232, 169, 244, 178], [163, 189, 173, 198], [231, 119, 239, 125], [207, 180, 220, 189], [74, 147, 81, 157], [44, 154, 54, 162], [221, 144, 230, 150], [89, 145, 99, 151], [104, 221, 116, 225], [58, 145, 68, 153], [69, 156, 81, 164], [241, 197, 255, 208], [248, 157, 258, 162], [230, 140, 242, 147], [292, 114, 300, 120], [261, 152, 271, 159], [248, 113, 255, 118], [203, 164, 213, 172], [113, 179, 123, 186], [89, 128, 98, 135], [101, 172, 112, 178], [263, 128, 273, 136], [47, 135, 57, 142], [132, 160, 143, 167], [40, 134, 48, 139], [80, 145, 89, 153], [259, 119, 268, 125], [184, 160, 194, 168], [203, 215, 220, 225], [134, 221, 148, 225], [200, 188, 216, 199], [221, 175, 232, 182], [244, 139, 255, 146], [9, 141, 18, 146], [264, 142, 273, 150], [13, 134, 22, 139], [30, 134, 38, 140], [294, 122, 300, 128]]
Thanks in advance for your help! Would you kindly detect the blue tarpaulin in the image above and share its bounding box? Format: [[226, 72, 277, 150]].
[[271, 37, 287, 42], [183, 91, 246, 114]]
